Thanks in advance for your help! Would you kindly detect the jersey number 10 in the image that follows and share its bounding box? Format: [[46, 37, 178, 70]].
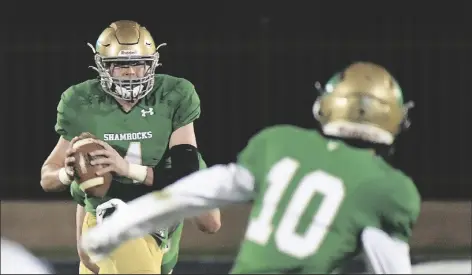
[[245, 157, 346, 259]]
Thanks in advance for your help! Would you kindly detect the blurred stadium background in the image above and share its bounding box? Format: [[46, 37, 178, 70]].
[[2, 3, 471, 274]]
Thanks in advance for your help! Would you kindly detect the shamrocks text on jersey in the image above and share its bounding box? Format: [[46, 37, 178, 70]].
[[56, 74, 201, 214]]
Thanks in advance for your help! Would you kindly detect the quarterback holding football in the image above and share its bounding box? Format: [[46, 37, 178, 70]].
[[40, 20, 220, 274]]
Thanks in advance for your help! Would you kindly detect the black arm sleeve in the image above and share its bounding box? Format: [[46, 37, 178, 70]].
[[108, 145, 201, 200], [153, 144, 200, 188]]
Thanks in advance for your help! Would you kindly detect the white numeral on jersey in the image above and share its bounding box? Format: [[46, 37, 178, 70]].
[[125, 142, 142, 165], [125, 142, 142, 183], [245, 157, 346, 259]]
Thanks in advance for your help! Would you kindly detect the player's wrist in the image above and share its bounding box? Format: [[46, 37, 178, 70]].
[[58, 167, 73, 186], [127, 163, 148, 183]]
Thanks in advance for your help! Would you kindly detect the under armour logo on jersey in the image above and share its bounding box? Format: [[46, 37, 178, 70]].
[[141, 108, 154, 117]]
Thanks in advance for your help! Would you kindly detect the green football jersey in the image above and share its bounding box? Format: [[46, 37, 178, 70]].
[[232, 125, 421, 274], [56, 74, 201, 214]]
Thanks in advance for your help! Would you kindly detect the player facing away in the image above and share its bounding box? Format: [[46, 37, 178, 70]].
[[40, 20, 220, 274], [81, 62, 421, 274]]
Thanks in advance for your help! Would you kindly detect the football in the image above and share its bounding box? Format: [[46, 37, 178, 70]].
[[72, 135, 112, 198]]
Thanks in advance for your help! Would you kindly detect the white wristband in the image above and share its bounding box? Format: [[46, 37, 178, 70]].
[[128, 164, 148, 183], [58, 167, 72, 186]]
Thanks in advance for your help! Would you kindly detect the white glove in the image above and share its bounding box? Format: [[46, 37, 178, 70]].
[[96, 198, 127, 224]]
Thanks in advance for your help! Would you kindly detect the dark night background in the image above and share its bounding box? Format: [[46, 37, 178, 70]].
[[1, 3, 468, 201]]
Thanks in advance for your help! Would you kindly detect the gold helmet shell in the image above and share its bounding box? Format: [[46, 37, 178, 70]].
[[313, 62, 414, 145], [88, 20, 167, 101]]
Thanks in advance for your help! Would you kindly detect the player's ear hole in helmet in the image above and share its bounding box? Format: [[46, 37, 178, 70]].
[[313, 62, 414, 158], [87, 20, 167, 102]]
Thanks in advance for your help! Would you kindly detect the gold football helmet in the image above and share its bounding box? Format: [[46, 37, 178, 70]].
[[313, 62, 414, 145], [88, 20, 166, 101]]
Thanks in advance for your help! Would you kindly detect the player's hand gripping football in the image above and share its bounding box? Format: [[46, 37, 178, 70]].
[[89, 140, 130, 178], [63, 136, 82, 180], [64, 132, 98, 180]]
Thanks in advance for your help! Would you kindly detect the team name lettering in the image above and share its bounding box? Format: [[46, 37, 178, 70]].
[[103, 131, 153, 141]]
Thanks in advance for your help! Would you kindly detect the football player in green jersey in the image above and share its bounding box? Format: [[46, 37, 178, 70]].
[[40, 20, 220, 274], [81, 62, 421, 274]]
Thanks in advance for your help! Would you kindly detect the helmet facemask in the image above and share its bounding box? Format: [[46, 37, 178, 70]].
[[88, 43, 166, 102]]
